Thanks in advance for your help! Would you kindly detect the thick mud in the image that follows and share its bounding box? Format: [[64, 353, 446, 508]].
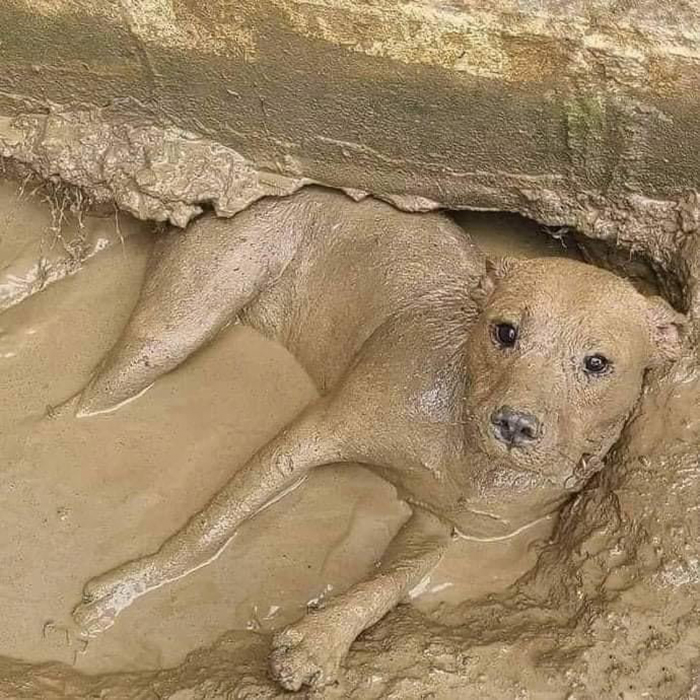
[[0, 181, 697, 698]]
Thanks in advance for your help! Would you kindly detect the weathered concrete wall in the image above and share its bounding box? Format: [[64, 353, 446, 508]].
[[1, 0, 699, 300]]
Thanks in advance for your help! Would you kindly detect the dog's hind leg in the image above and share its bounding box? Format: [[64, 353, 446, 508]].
[[74, 197, 310, 416]]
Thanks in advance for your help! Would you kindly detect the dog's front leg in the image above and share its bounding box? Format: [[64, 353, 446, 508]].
[[269, 507, 452, 691], [72, 400, 344, 635]]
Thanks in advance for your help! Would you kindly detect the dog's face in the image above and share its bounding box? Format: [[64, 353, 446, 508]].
[[461, 258, 685, 518]]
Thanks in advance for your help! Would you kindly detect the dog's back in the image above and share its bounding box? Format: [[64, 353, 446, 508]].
[[241, 187, 485, 390]]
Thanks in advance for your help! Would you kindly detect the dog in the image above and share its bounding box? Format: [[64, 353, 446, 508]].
[[69, 187, 685, 690]]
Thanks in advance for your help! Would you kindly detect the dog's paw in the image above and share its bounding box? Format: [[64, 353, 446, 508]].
[[269, 615, 350, 691], [72, 563, 147, 637]]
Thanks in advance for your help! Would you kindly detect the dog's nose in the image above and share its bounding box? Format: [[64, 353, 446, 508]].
[[490, 406, 540, 447]]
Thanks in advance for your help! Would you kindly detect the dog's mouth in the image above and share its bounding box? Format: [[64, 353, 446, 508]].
[[462, 407, 607, 493], [473, 429, 597, 489], [478, 424, 548, 463]]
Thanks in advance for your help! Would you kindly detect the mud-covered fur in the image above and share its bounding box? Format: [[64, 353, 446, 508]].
[[68, 188, 685, 691]]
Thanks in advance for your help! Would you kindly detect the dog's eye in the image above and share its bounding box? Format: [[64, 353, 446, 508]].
[[493, 322, 518, 348], [584, 354, 610, 375]]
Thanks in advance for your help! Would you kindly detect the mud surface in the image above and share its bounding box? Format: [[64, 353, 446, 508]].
[[0, 182, 698, 698]]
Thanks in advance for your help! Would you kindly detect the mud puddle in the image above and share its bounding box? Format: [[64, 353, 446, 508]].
[[0, 184, 577, 674]]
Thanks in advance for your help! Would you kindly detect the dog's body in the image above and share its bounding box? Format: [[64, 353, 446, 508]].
[[70, 188, 684, 690]]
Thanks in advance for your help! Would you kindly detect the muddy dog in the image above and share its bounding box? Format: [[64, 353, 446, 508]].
[[69, 187, 685, 691]]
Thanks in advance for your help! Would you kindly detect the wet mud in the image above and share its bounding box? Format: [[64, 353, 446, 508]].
[[0, 180, 698, 698]]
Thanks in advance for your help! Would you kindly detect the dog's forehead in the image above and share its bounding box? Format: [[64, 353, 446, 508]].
[[493, 261, 649, 346], [499, 261, 640, 307]]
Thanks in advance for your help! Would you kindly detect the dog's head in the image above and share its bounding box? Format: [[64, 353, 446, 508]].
[[460, 257, 686, 527]]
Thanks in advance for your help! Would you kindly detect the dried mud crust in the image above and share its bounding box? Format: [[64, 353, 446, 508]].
[[0, 111, 312, 228]]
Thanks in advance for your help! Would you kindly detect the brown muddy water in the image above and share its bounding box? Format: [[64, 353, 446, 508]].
[[0, 182, 580, 675]]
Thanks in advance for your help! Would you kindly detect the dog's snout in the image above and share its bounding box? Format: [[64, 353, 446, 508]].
[[490, 406, 541, 447]]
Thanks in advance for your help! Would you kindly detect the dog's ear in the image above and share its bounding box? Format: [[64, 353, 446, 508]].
[[645, 296, 687, 365], [474, 257, 519, 307]]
